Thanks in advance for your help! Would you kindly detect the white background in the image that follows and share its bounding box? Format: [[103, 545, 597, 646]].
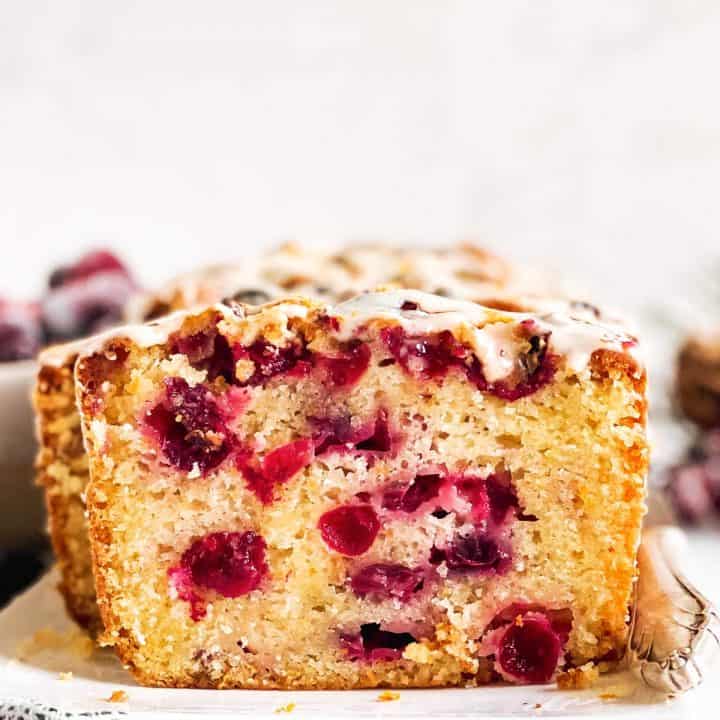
[[1, 1, 719, 311]]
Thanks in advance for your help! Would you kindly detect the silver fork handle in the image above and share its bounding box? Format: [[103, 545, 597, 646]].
[[628, 525, 720, 694]]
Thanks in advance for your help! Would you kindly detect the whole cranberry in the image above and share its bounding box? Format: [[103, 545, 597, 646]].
[[42, 249, 136, 342], [318, 504, 380, 556], [179, 531, 268, 598], [497, 613, 563, 684], [0, 301, 42, 361]]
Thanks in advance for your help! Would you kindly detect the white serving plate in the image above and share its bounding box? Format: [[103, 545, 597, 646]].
[[1, 555, 719, 720]]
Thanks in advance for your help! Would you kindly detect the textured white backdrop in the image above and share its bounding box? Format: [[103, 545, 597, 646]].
[[1, 1, 719, 313]]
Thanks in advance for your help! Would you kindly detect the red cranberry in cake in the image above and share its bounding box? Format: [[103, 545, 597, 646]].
[[144, 378, 234, 474], [496, 612, 563, 684], [467, 331, 557, 401], [382, 474, 445, 514], [318, 340, 371, 387], [340, 623, 417, 662], [381, 327, 466, 380], [235, 340, 312, 386], [435, 530, 512, 574], [350, 563, 425, 602], [171, 325, 236, 384], [237, 438, 314, 504], [318, 504, 380, 556], [313, 409, 398, 456], [169, 531, 268, 620], [453, 475, 491, 521]]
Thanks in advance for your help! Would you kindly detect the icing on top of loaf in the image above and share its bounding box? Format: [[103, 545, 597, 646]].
[[53, 289, 641, 383], [331, 289, 641, 379]]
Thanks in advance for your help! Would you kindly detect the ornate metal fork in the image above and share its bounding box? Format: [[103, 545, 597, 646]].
[[629, 523, 720, 693]]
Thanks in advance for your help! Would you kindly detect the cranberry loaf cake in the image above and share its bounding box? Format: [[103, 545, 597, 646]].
[[75, 290, 647, 688], [35, 242, 552, 634], [127, 241, 551, 321]]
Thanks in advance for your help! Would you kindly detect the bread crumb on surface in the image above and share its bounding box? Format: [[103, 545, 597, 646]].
[[106, 690, 129, 703], [557, 662, 600, 690], [58, 671, 73, 681], [274, 702, 296, 714], [377, 691, 401, 702]]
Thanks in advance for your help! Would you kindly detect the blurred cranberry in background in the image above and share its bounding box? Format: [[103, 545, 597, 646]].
[[0, 301, 42, 362], [666, 429, 720, 524], [41, 249, 136, 343]]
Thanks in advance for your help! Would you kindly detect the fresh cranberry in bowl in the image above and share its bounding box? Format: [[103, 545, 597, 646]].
[[0, 301, 42, 362], [42, 249, 136, 342]]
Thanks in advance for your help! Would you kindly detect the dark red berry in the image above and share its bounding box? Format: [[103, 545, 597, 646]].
[[350, 563, 424, 602], [235, 340, 312, 386], [178, 531, 268, 598], [145, 377, 233, 474], [171, 325, 236, 384], [666, 464, 715, 523], [467, 333, 557, 401], [382, 474, 444, 514], [453, 475, 491, 521], [381, 327, 466, 380], [0, 301, 42, 361], [318, 340, 371, 387], [497, 613, 562, 684], [42, 270, 135, 342], [438, 531, 511, 574], [381, 325, 557, 401], [238, 438, 314, 504], [340, 623, 416, 662], [48, 249, 130, 288], [318, 504, 380, 556], [312, 410, 396, 456], [488, 604, 573, 644]]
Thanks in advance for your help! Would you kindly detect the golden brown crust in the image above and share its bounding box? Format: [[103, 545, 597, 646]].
[[34, 359, 102, 634]]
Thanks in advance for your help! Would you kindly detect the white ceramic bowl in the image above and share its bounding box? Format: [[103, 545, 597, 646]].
[[0, 360, 45, 546]]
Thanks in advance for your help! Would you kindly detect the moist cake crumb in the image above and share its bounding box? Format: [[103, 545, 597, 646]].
[[72, 290, 646, 689]]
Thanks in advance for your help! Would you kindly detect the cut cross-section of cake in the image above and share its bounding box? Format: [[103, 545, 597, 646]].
[[33, 242, 565, 636], [75, 289, 647, 689]]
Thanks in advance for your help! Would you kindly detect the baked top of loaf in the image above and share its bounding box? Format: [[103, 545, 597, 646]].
[[124, 242, 559, 321], [73, 287, 641, 377], [73, 288, 647, 689]]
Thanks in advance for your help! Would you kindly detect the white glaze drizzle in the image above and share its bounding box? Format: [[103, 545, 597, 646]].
[[50, 289, 641, 385], [331, 289, 642, 379]]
